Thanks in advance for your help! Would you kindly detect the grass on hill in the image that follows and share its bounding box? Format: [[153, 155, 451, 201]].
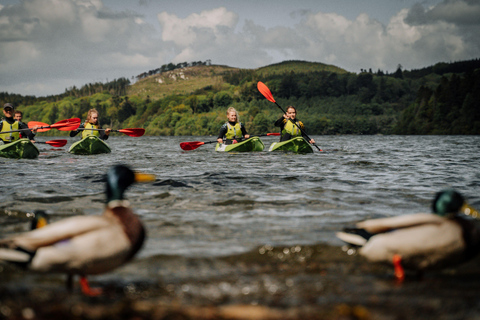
[[127, 61, 348, 101]]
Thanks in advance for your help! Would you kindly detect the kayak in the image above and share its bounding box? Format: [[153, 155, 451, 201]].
[[268, 137, 313, 154], [68, 136, 111, 155], [0, 138, 40, 159], [215, 136, 265, 152]]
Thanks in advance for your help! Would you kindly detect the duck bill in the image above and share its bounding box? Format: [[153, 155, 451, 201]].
[[461, 203, 479, 219], [135, 172, 156, 183]]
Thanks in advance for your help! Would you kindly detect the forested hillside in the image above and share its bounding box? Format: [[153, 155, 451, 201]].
[[1, 59, 479, 136]]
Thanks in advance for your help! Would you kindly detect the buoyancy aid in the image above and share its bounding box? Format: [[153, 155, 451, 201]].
[[82, 122, 100, 139], [282, 119, 301, 137], [0, 120, 20, 143], [225, 122, 243, 140]]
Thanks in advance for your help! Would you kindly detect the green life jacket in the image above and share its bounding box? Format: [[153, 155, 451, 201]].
[[225, 122, 243, 140], [82, 122, 100, 139], [0, 120, 20, 143], [282, 119, 301, 137]]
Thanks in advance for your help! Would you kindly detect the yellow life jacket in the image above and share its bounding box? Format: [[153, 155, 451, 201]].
[[82, 122, 100, 139], [225, 122, 243, 140], [0, 120, 20, 143], [282, 119, 301, 137]]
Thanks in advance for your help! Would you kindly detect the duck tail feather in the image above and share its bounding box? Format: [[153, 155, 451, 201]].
[[336, 228, 373, 247], [0, 247, 35, 268]]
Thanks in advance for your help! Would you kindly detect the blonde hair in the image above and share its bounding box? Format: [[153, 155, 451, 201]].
[[86, 109, 99, 123], [226, 107, 239, 122]]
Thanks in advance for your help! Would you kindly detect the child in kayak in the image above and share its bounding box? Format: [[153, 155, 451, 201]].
[[70, 109, 111, 140], [274, 106, 315, 144], [217, 107, 250, 145]]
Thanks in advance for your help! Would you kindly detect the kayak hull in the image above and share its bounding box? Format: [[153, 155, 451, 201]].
[[268, 137, 313, 154], [68, 136, 111, 155], [0, 138, 40, 159], [215, 136, 265, 152]]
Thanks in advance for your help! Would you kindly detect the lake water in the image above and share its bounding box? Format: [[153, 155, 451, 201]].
[[1, 135, 479, 259]]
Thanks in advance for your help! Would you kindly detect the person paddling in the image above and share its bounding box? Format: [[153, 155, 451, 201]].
[[274, 106, 315, 144], [217, 107, 250, 145], [0, 103, 37, 144], [70, 109, 111, 141]]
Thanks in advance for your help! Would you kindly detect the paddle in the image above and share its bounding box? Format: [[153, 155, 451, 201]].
[[36, 139, 68, 147], [75, 128, 145, 137], [28, 118, 81, 132], [180, 133, 280, 151], [257, 81, 322, 151]]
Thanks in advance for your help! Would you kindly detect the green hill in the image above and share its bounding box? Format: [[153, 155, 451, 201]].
[[2, 59, 479, 136], [255, 60, 348, 76]]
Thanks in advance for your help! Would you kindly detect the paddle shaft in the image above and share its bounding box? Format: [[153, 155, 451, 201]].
[[76, 128, 113, 132], [1, 128, 34, 134]]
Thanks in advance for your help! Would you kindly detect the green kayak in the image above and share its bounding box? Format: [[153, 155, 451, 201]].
[[68, 136, 111, 155], [0, 138, 40, 159], [268, 137, 313, 154], [215, 136, 265, 152]]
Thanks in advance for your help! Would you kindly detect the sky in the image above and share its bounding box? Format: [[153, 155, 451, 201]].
[[1, 0, 479, 97]]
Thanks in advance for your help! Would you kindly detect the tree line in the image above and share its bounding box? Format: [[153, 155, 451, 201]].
[[2, 59, 479, 136]]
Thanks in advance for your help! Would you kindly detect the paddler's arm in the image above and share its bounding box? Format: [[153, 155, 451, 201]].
[[99, 127, 111, 141], [298, 121, 315, 144], [274, 117, 286, 128], [217, 124, 227, 144], [69, 124, 84, 137], [241, 123, 249, 139], [19, 121, 36, 141]]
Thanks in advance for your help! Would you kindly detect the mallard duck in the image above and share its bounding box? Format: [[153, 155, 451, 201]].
[[336, 190, 480, 282], [0, 164, 155, 295]]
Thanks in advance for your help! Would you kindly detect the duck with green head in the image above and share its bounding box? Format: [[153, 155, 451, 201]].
[[336, 190, 480, 282], [0, 164, 155, 295]]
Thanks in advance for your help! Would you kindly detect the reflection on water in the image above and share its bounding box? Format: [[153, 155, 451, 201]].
[[1, 135, 479, 259]]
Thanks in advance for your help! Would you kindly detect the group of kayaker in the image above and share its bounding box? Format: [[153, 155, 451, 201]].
[[217, 105, 315, 145], [0, 103, 111, 145], [2, 101, 313, 147]]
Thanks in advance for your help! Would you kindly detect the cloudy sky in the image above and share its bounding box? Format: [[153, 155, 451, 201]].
[[1, 0, 479, 97]]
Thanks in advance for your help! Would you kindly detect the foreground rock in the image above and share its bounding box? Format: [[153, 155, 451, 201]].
[[1, 243, 480, 319]]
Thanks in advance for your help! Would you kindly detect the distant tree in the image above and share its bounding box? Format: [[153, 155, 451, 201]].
[[393, 64, 403, 79]]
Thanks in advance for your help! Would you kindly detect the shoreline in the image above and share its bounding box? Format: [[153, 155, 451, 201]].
[[1, 243, 480, 319]]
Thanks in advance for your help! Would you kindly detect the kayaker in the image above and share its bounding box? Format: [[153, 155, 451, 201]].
[[0, 103, 37, 144], [274, 106, 315, 144], [217, 107, 250, 144], [70, 108, 111, 140], [14, 110, 36, 140]]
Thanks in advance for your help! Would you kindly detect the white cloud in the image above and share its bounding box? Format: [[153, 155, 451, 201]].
[[0, 0, 166, 96], [1, 0, 479, 96]]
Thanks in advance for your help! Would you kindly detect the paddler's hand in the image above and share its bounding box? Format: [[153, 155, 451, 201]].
[[217, 138, 223, 144], [31, 126, 39, 134], [309, 138, 315, 144], [105, 128, 111, 135], [245, 134, 250, 139]]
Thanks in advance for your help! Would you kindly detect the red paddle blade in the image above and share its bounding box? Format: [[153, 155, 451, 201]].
[[28, 121, 51, 132], [180, 141, 205, 151], [45, 139, 68, 147], [51, 118, 81, 131], [266, 133, 280, 136], [257, 81, 276, 103], [118, 128, 145, 137]]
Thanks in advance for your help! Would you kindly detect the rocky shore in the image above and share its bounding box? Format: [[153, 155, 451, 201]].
[[1, 243, 480, 320]]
